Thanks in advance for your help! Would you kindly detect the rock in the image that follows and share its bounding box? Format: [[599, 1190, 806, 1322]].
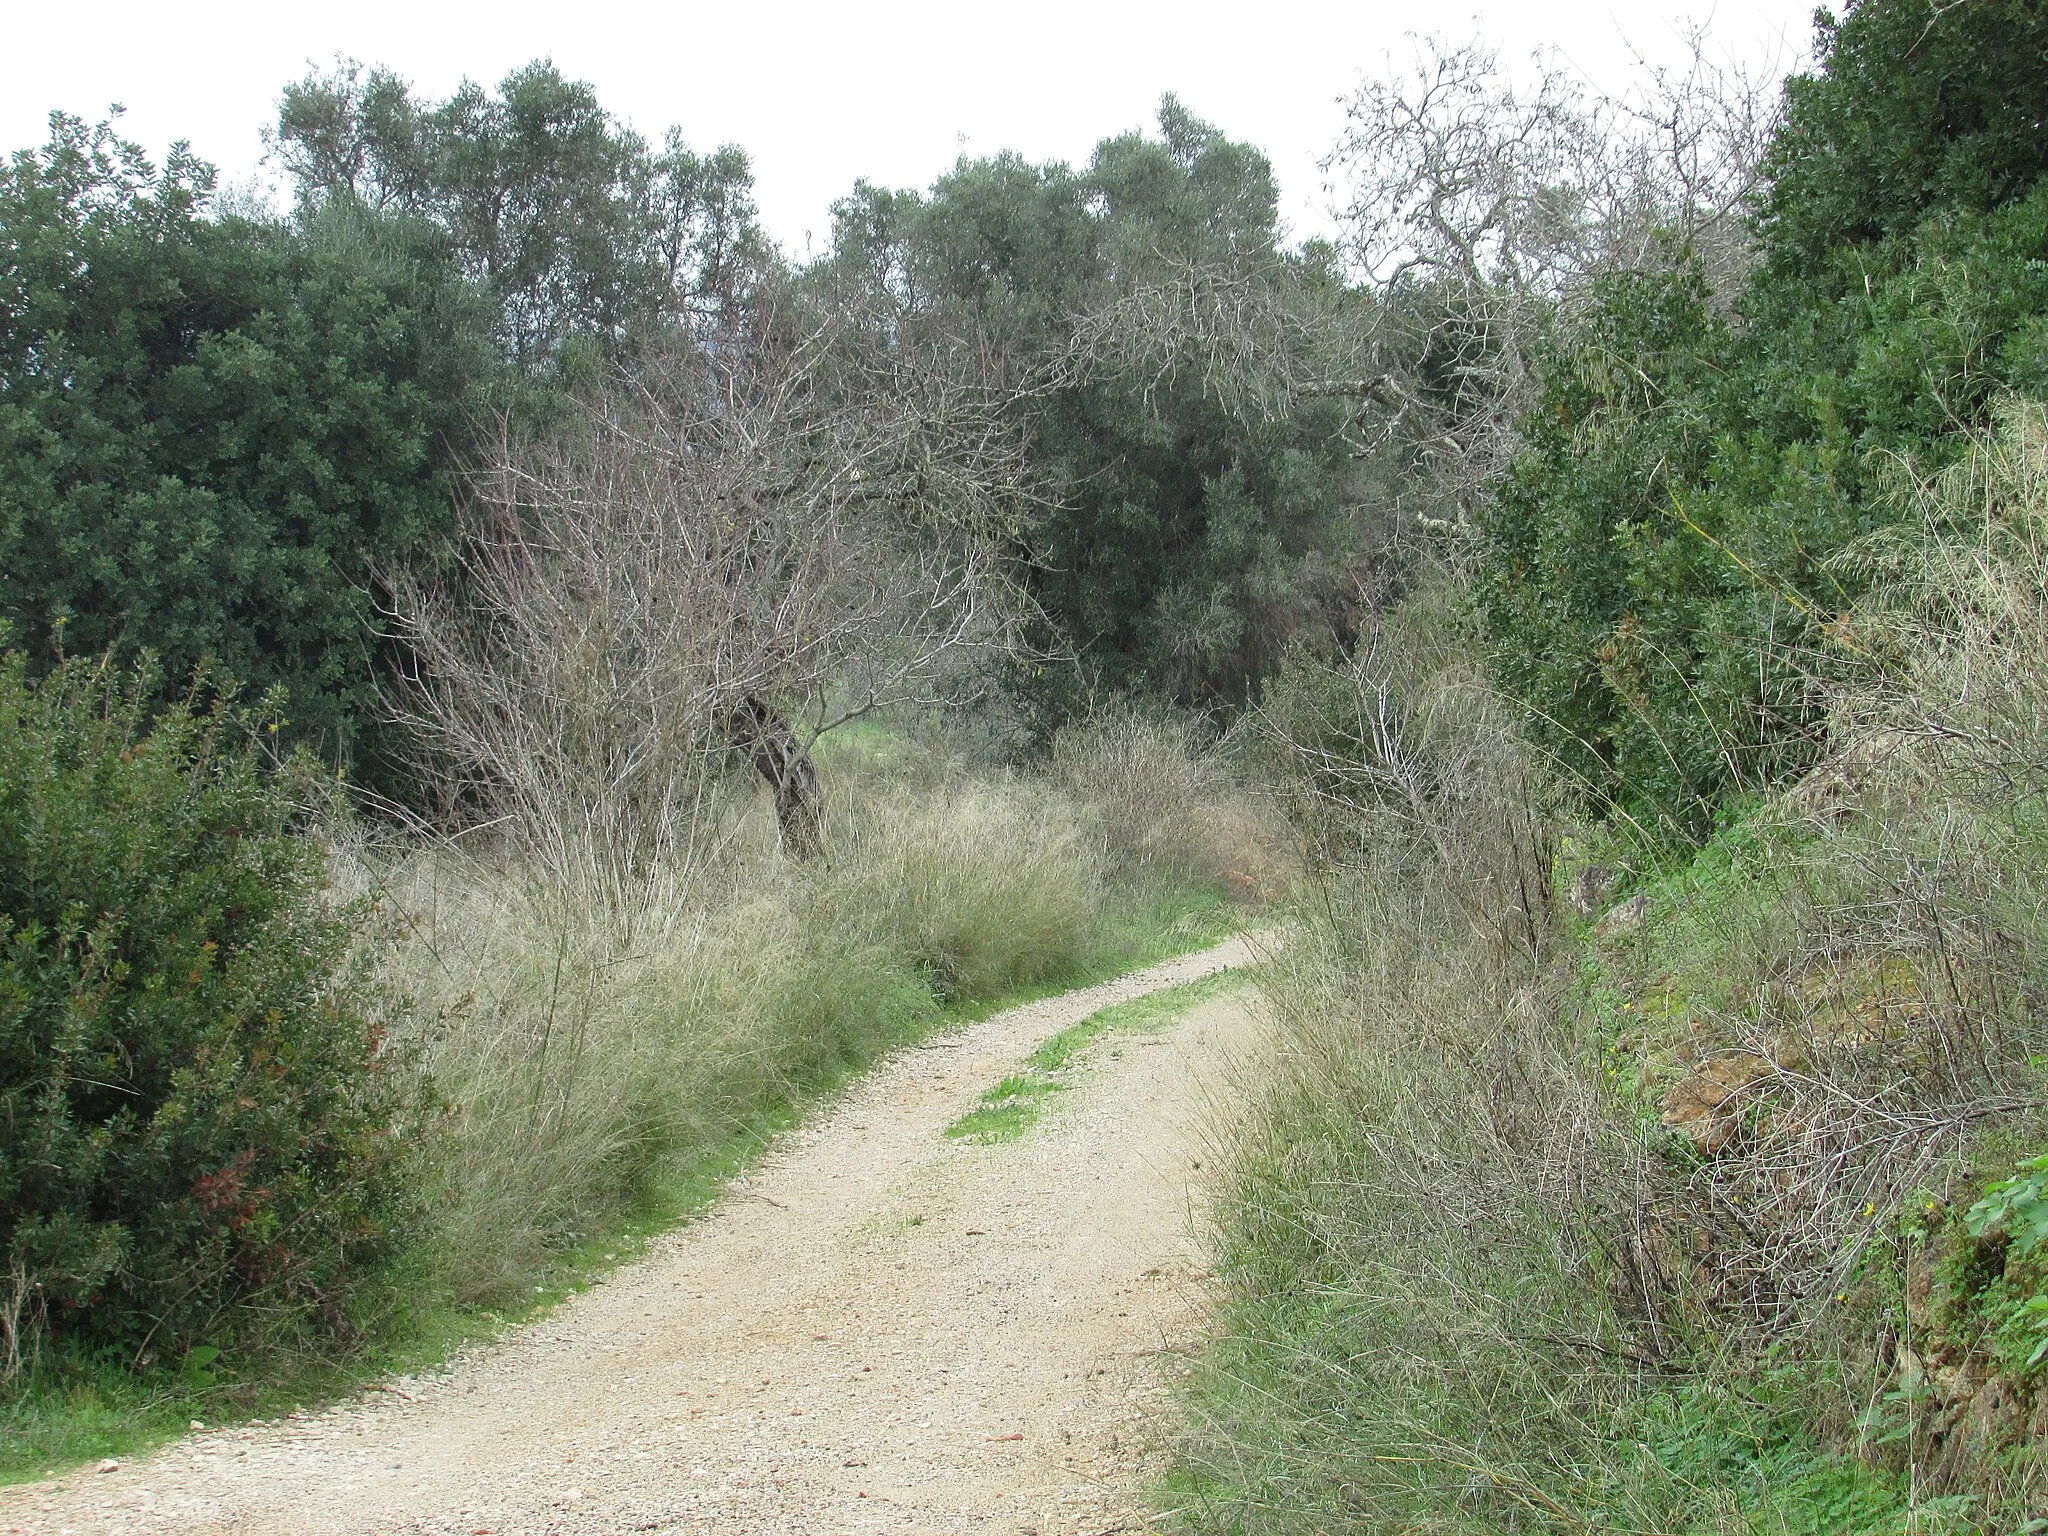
[[1594, 892, 1649, 940], [1568, 864, 1616, 918], [1661, 1052, 1774, 1152]]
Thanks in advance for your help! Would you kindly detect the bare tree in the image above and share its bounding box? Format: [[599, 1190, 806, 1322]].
[[387, 298, 1042, 893], [1072, 253, 1347, 418], [1607, 26, 1785, 295], [1323, 31, 1786, 525], [1060, 30, 1786, 565], [1064, 246, 1430, 492]]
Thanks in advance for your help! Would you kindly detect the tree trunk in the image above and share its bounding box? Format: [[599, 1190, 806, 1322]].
[[726, 695, 824, 857]]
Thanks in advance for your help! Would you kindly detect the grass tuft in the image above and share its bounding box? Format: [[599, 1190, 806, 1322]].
[[947, 970, 1251, 1144]]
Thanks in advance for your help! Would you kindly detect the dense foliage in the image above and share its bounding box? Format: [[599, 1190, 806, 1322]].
[[2, 75, 770, 776], [274, 59, 769, 366], [1176, 8, 2048, 1528], [818, 100, 1365, 712], [0, 115, 493, 770], [0, 655, 414, 1366], [1480, 0, 2048, 835]]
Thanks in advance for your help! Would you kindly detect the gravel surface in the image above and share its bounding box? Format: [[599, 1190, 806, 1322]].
[[1, 932, 1272, 1536]]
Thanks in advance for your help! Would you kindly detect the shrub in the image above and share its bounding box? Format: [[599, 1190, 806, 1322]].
[[1171, 663, 1935, 1533], [0, 655, 415, 1373], [1481, 0, 2048, 836], [1051, 711, 1222, 878], [1169, 606, 1660, 1532], [0, 116, 494, 779]]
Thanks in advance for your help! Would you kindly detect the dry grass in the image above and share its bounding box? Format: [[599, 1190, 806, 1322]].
[[334, 722, 1249, 1305], [1170, 410, 2048, 1532], [1051, 708, 1295, 900], [1166, 592, 1678, 1534]]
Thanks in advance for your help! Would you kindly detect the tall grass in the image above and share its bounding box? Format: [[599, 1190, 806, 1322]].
[[1168, 591, 1683, 1533], [1162, 432, 2048, 1534], [343, 721, 1259, 1308]]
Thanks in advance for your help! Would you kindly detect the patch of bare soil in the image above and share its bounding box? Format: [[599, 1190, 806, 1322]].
[[1, 933, 1271, 1536]]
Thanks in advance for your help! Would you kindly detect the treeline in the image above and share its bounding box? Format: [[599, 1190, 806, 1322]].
[[0, 65, 1368, 788], [0, 62, 766, 779], [15, 15, 2039, 836]]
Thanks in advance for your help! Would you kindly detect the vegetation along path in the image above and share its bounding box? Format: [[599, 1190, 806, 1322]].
[[1, 934, 1273, 1536]]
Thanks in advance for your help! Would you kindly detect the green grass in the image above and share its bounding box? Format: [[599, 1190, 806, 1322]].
[[0, 878, 1244, 1485], [946, 969, 1252, 1144], [1165, 1118, 1941, 1535], [946, 1072, 1068, 1142]]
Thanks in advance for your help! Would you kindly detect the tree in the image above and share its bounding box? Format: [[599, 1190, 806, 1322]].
[[1324, 32, 1781, 533], [813, 100, 1367, 715], [0, 113, 493, 772], [274, 59, 770, 367], [388, 294, 1038, 881]]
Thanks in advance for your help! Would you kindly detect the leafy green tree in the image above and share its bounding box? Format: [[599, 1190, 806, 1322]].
[[1480, 0, 2048, 836], [274, 59, 770, 365], [0, 114, 494, 771], [816, 100, 1366, 713]]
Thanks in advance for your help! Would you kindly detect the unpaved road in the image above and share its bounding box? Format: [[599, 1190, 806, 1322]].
[[3, 933, 1270, 1536]]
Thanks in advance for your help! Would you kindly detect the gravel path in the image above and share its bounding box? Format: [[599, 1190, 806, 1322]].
[[1, 933, 1271, 1536]]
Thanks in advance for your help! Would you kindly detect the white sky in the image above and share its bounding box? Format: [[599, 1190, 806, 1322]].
[[4, 0, 1819, 255]]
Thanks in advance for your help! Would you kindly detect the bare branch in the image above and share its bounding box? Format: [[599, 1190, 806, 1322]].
[[384, 291, 1046, 892]]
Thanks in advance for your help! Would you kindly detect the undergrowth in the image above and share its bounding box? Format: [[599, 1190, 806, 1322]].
[[1167, 404, 2048, 1535], [0, 713, 1270, 1482]]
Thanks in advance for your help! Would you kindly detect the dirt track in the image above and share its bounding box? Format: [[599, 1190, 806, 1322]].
[[1, 933, 1269, 1536]]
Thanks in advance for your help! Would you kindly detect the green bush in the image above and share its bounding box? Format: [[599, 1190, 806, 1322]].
[[0, 654, 415, 1371], [1481, 0, 2048, 838], [0, 116, 500, 779]]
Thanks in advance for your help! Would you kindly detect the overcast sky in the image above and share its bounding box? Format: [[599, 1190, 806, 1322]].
[[6, 0, 1820, 255]]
